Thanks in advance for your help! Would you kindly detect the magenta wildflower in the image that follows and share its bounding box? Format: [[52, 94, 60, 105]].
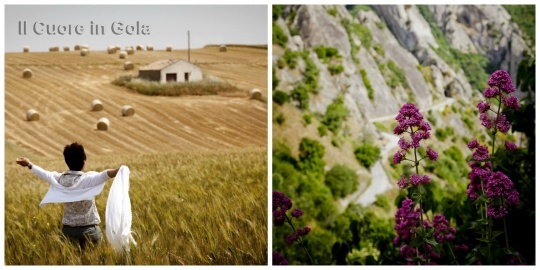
[[496, 114, 511, 133], [506, 190, 520, 207], [432, 214, 456, 243], [503, 95, 520, 110], [272, 251, 289, 265], [273, 191, 314, 264], [486, 171, 517, 199], [408, 174, 429, 186], [397, 176, 408, 189], [487, 205, 508, 219], [410, 174, 422, 186], [504, 140, 517, 151], [472, 145, 490, 161], [479, 113, 493, 129], [482, 171, 519, 219], [454, 244, 469, 252], [477, 101, 490, 113], [467, 167, 491, 200], [484, 87, 499, 98], [393, 151, 405, 164], [412, 132, 423, 148], [508, 256, 526, 265], [273, 192, 293, 226], [398, 137, 411, 150], [426, 147, 438, 161], [285, 232, 299, 245], [487, 70, 513, 91], [392, 103, 435, 186], [297, 226, 311, 236], [291, 208, 303, 218], [467, 139, 479, 149], [394, 198, 420, 245], [273, 209, 286, 226], [478, 70, 519, 136]]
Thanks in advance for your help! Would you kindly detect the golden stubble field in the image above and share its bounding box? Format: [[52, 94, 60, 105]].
[[4, 46, 268, 265], [5, 46, 267, 157]]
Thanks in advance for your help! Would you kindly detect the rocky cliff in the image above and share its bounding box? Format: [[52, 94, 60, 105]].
[[273, 5, 531, 131]]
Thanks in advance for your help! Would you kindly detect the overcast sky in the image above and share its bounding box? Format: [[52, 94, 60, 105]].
[[4, 5, 268, 52]]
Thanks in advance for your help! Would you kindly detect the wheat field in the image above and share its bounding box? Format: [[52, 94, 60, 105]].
[[5, 146, 267, 265], [5, 47, 268, 265]]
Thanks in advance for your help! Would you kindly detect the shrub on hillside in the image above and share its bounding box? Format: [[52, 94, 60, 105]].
[[325, 164, 359, 198], [273, 90, 289, 106], [354, 143, 381, 168]]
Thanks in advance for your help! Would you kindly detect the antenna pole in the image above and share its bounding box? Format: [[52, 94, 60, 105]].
[[188, 30, 190, 63]]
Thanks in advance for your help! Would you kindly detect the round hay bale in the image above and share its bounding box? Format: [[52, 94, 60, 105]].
[[249, 88, 263, 100], [136, 45, 144, 51], [166, 45, 173, 52], [119, 51, 127, 59], [115, 44, 121, 50], [22, 68, 32, 78], [74, 45, 81, 50], [23, 46, 30, 53], [80, 45, 89, 50], [63, 46, 70, 52], [126, 47, 135, 55], [121, 105, 135, 116], [146, 45, 154, 51], [97, 117, 109, 131], [219, 45, 227, 52], [80, 48, 89, 56], [107, 46, 117, 54], [91, 99, 103, 111], [49, 46, 59, 52], [26, 109, 39, 121], [124, 61, 134, 70]]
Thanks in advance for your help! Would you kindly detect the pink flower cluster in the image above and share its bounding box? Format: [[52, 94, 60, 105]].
[[272, 191, 293, 226], [272, 191, 311, 246], [394, 199, 463, 264], [432, 214, 456, 243], [397, 174, 430, 189], [466, 70, 521, 219], [285, 227, 311, 245], [477, 70, 520, 132], [393, 198, 421, 245], [393, 103, 437, 188]]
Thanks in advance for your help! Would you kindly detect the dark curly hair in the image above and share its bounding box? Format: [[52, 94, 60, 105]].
[[63, 142, 86, 171]]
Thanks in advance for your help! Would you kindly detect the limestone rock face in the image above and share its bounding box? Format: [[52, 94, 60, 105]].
[[273, 4, 531, 140], [428, 5, 530, 92]]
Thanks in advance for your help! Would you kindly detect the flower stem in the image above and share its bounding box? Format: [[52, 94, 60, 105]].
[[285, 214, 314, 264], [448, 243, 458, 265], [411, 126, 429, 265], [503, 217, 510, 249]]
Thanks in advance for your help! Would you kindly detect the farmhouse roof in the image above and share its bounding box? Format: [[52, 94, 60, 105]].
[[139, 59, 182, 71]]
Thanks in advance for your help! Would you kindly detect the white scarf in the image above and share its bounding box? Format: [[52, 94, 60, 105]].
[[105, 166, 137, 252], [39, 171, 105, 206]]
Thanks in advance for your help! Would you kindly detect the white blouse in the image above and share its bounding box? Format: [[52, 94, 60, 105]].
[[32, 165, 109, 226]]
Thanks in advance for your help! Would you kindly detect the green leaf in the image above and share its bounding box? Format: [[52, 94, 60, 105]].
[[419, 185, 426, 195], [411, 227, 425, 238], [504, 248, 520, 256], [467, 255, 480, 265], [410, 236, 423, 248], [426, 239, 440, 254], [475, 237, 490, 243], [491, 231, 504, 240]]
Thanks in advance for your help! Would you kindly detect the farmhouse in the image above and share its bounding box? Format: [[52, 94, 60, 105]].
[[139, 59, 203, 83]]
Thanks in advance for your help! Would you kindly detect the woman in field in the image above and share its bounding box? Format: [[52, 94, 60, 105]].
[[16, 142, 120, 248]]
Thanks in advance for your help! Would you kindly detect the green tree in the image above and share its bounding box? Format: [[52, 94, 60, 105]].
[[325, 164, 359, 198]]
